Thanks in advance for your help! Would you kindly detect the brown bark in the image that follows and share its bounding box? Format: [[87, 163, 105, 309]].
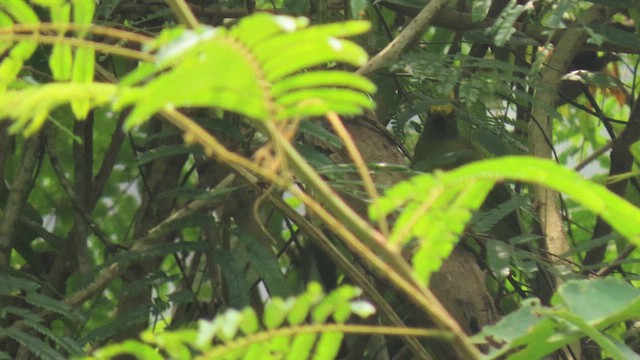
[[330, 117, 500, 351], [583, 94, 640, 267]]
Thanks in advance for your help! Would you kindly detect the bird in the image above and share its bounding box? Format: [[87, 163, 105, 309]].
[[412, 106, 555, 302], [412, 105, 521, 242]]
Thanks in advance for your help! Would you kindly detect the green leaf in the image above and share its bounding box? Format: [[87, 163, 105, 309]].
[[631, 140, 640, 162], [312, 332, 343, 360], [288, 282, 324, 325], [0, 273, 40, 294], [473, 298, 559, 359], [583, 0, 640, 8], [270, 71, 376, 97], [0, 83, 117, 135], [286, 333, 317, 360], [1, 326, 66, 360], [589, 23, 640, 49], [50, 43, 73, 81], [476, 279, 640, 359], [554, 278, 640, 327], [25, 292, 85, 322], [350, 0, 368, 18], [372, 0, 426, 9], [373, 172, 494, 284], [71, 46, 95, 118], [237, 229, 292, 298], [144, 329, 199, 360], [374, 156, 640, 286], [487, 2, 532, 46], [264, 297, 294, 329], [211, 249, 252, 309], [71, 0, 96, 28], [48, 3, 72, 81], [471, 0, 491, 22], [444, 157, 640, 244], [239, 308, 260, 335], [115, 14, 374, 129], [298, 121, 343, 149], [486, 239, 512, 280], [2, 0, 39, 24], [90, 340, 163, 360]]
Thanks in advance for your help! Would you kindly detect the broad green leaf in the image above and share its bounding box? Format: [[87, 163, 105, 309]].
[[473, 298, 560, 359], [631, 140, 640, 162], [554, 278, 640, 327], [475, 277, 640, 359]]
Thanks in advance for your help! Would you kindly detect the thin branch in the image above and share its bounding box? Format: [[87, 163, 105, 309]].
[[326, 112, 389, 236], [165, 0, 200, 29], [574, 140, 613, 172], [264, 190, 433, 360], [584, 92, 640, 267], [63, 173, 236, 307], [0, 134, 41, 266], [357, 0, 451, 75], [45, 129, 118, 252]]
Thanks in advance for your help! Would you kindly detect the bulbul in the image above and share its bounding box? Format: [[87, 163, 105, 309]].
[[412, 107, 554, 301], [412, 106, 520, 241]]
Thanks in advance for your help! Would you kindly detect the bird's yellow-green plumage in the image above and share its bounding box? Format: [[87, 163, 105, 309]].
[[414, 106, 553, 301], [412, 108, 520, 242], [413, 107, 482, 172]]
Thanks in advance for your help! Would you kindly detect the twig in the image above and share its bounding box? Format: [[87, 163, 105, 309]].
[[0, 135, 41, 266], [574, 140, 613, 172], [357, 0, 451, 75]]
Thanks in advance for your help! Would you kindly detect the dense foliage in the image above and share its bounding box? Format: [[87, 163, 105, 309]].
[[0, 0, 639, 359]]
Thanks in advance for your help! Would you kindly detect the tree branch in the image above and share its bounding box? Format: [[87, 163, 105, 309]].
[[528, 5, 609, 280], [583, 93, 640, 267], [357, 0, 451, 75], [0, 135, 41, 266]]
